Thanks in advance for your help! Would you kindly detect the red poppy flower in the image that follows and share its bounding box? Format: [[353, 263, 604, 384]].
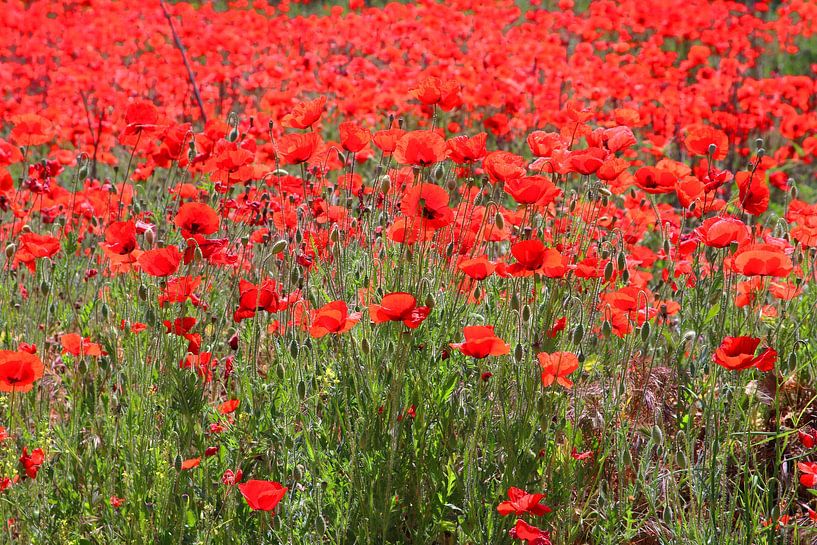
[[218, 399, 240, 415], [372, 128, 406, 154], [447, 133, 487, 164], [61, 333, 106, 358], [339, 122, 371, 153], [14, 232, 61, 272], [393, 131, 447, 166], [527, 131, 564, 157], [538, 351, 580, 388], [799, 462, 817, 488], [410, 77, 461, 110], [509, 519, 551, 545], [19, 447, 45, 479], [508, 239, 567, 278], [450, 326, 510, 359], [731, 243, 793, 277], [138, 246, 182, 277], [483, 151, 526, 183], [181, 457, 201, 470], [736, 171, 770, 216], [0, 351, 45, 393], [281, 96, 326, 129], [568, 147, 607, 175], [684, 124, 728, 160], [713, 336, 777, 371], [497, 487, 552, 517], [238, 479, 288, 512], [10, 114, 52, 147], [503, 176, 562, 206], [277, 132, 320, 165], [458, 255, 496, 280], [634, 167, 676, 194], [400, 182, 453, 229], [174, 202, 220, 236], [694, 216, 750, 248], [369, 292, 430, 328], [308, 301, 361, 338], [234, 279, 281, 322]]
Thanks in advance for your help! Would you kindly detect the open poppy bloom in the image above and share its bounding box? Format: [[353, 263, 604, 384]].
[[138, 246, 182, 277], [503, 175, 562, 206], [308, 301, 361, 338], [14, 232, 61, 272], [458, 255, 496, 280], [798, 462, 817, 487], [713, 336, 777, 371], [509, 519, 552, 545], [400, 182, 453, 230], [507, 239, 568, 278], [277, 132, 321, 165], [234, 278, 282, 322], [450, 326, 510, 359], [684, 124, 728, 160], [538, 351, 580, 388], [393, 131, 447, 166], [281, 96, 325, 129], [369, 292, 430, 328], [174, 202, 220, 237], [238, 479, 288, 512], [0, 350, 45, 393], [61, 333, 106, 358], [731, 243, 793, 277], [497, 487, 552, 517]]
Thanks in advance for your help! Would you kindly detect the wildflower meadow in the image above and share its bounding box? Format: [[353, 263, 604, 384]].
[[1, 0, 817, 543]]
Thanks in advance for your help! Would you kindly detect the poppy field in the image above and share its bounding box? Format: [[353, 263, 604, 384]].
[[3, 0, 817, 542]]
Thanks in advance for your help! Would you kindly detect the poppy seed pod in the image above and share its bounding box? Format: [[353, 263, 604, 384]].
[[379, 175, 391, 194], [651, 424, 663, 445], [270, 239, 288, 254], [572, 324, 584, 345]]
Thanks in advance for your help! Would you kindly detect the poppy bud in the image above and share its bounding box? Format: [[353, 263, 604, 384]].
[[227, 127, 238, 143], [360, 338, 370, 354], [675, 450, 688, 467], [193, 245, 204, 263], [144, 228, 155, 248], [270, 239, 288, 254], [688, 201, 696, 213], [78, 161, 88, 180], [604, 261, 614, 282], [757, 148, 765, 158], [21, 224, 31, 233], [40, 280, 49, 295], [424, 293, 435, 309], [602, 320, 612, 338], [446, 177, 457, 192], [433, 164, 445, 181], [379, 175, 391, 194], [572, 324, 584, 345], [651, 424, 663, 445], [514, 343, 524, 362], [789, 181, 797, 199], [228, 332, 239, 350], [600, 194, 609, 207], [662, 506, 673, 525], [297, 381, 306, 400], [473, 285, 482, 300], [755, 138, 764, 149], [788, 352, 797, 368], [510, 293, 521, 311], [294, 464, 304, 481], [522, 304, 531, 323], [616, 251, 626, 271], [290, 268, 301, 284], [708, 143, 718, 156], [622, 448, 633, 467], [288, 339, 299, 358], [622, 269, 630, 283], [494, 212, 505, 231], [101, 303, 110, 320], [640, 322, 650, 343], [273, 168, 289, 177], [174, 455, 183, 471], [315, 515, 327, 535], [663, 238, 671, 256], [5, 244, 15, 259], [329, 225, 340, 243], [276, 363, 285, 379]]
